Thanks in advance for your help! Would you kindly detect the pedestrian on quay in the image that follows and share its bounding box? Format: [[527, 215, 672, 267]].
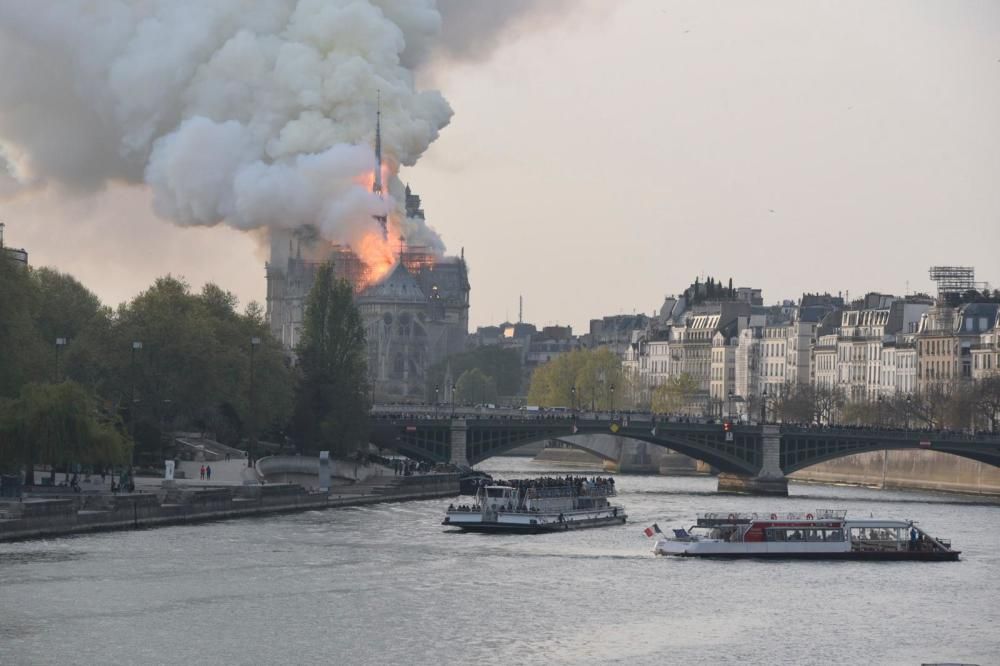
[[206, 465, 212, 481], [200, 465, 205, 480]]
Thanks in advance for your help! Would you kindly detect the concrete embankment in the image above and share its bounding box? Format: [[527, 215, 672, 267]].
[[533, 448, 606, 467], [790, 450, 1000, 496], [534, 446, 709, 476], [0, 474, 458, 542]]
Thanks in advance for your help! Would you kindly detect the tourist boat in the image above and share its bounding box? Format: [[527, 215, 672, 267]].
[[442, 477, 627, 533], [651, 510, 960, 560]]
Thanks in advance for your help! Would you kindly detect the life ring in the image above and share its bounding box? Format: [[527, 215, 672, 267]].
[[728, 513, 736, 521], [806, 513, 814, 520], [770, 513, 777, 520], [751, 513, 758, 520]]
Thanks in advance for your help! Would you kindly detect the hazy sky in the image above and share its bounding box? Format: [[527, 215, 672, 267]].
[[3, 1, 999, 331]]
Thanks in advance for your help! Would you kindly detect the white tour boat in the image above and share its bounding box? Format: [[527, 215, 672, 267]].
[[443, 476, 627, 533], [651, 510, 960, 561]]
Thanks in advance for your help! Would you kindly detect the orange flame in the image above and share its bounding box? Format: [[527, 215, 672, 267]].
[[356, 232, 394, 287]]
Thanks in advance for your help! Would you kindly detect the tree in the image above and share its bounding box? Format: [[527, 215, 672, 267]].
[[292, 263, 369, 456], [90, 277, 294, 448], [976, 375, 1000, 432], [0, 258, 46, 397], [427, 346, 522, 398], [772, 382, 817, 424], [651, 373, 699, 414], [0, 382, 130, 482], [526, 348, 627, 409], [841, 400, 879, 426], [454, 368, 497, 405]]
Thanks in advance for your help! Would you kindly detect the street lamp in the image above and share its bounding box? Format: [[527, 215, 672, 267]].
[[571, 385, 576, 414], [129, 341, 142, 478], [610, 384, 615, 414], [905, 394, 912, 430], [249, 337, 260, 466], [54, 337, 67, 382], [450, 383, 457, 417], [876, 395, 883, 428], [761, 387, 768, 424]]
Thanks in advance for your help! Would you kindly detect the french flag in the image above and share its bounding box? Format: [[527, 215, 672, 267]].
[[643, 524, 662, 538]]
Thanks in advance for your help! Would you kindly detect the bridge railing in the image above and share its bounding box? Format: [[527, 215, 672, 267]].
[[780, 425, 1000, 442]]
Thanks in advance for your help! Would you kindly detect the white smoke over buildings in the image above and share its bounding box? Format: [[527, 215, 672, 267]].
[[0, 0, 563, 255]]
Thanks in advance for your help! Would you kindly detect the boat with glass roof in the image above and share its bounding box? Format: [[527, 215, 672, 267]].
[[651, 510, 960, 560]]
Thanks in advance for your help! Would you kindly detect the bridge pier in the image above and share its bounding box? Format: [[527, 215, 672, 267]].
[[449, 419, 469, 467], [717, 425, 788, 496]]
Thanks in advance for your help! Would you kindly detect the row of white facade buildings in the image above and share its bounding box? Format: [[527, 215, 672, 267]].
[[623, 291, 1000, 418]]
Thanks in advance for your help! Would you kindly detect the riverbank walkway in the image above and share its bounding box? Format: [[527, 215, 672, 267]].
[[0, 471, 459, 542]]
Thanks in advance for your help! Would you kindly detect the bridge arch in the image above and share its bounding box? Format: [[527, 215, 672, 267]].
[[779, 432, 1000, 474]]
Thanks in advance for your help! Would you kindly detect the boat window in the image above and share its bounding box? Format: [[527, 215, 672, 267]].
[[486, 488, 509, 498], [766, 528, 844, 542]]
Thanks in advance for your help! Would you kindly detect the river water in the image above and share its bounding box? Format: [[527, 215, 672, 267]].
[[2, 457, 999, 666]]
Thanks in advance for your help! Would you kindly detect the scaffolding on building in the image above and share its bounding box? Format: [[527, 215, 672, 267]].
[[929, 266, 989, 298]]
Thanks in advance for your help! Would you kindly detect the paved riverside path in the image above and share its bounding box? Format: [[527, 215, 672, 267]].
[[0, 473, 459, 542]]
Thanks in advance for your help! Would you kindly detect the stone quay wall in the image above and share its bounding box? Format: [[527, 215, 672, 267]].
[[0, 474, 459, 542], [790, 450, 1000, 496]]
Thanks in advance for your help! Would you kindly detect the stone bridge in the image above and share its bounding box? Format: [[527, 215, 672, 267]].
[[369, 412, 1000, 495]]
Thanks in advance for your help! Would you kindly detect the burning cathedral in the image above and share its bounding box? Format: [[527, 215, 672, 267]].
[[265, 102, 470, 403]]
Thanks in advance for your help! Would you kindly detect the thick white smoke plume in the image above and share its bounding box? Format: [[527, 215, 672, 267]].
[[0, 1, 562, 254]]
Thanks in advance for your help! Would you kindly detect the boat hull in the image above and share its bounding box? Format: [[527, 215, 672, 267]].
[[444, 513, 627, 533], [655, 549, 960, 561]]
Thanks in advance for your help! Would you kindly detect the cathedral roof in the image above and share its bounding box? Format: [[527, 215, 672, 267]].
[[358, 261, 426, 304]]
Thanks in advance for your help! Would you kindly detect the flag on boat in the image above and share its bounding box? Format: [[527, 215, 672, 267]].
[[571, 424, 578, 434], [650, 426, 657, 436], [643, 523, 663, 538]]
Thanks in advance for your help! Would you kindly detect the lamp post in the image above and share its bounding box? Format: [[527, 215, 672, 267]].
[[610, 384, 615, 414], [571, 385, 576, 415], [130, 341, 142, 476], [876, 394, 883, 428], [450, 383, 456, 417], [54, 337, 67, 382], [761, 387, 768, 424], [727, 388, 734, 421], [435, 384, 440, 416], [905, 394, 912, 430], [249, 337, 260, 466]]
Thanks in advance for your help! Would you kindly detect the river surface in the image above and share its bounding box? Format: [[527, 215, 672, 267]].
[[2, 457, 999, 666]]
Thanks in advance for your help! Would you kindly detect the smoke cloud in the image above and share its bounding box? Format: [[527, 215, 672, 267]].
[[0, 1, 566, 255]]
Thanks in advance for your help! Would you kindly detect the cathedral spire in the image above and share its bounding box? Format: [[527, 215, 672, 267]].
[[372, 90, 387, 240], [373, 90, 383, 196]]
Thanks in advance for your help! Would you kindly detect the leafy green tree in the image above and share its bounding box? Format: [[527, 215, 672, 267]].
[[0, 258, 46, 397], [454, 368, 498, 405], [651, 373, 699, 414], [427, 346, 522, 398], [86, 277, 293, 448], [526, 348, 627, 409], [292, 263, 369, 456], [0, 382, 130, 482], [0, 261, 295, 460]]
